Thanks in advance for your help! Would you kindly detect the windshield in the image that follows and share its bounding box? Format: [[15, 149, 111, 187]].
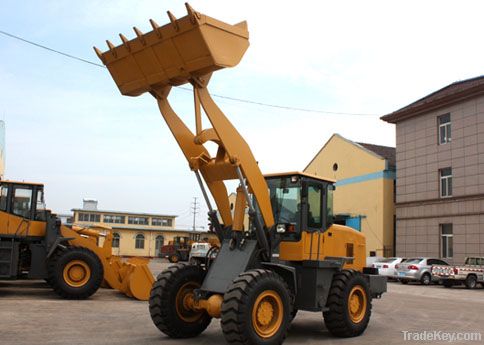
[[266, 177, 301, 228]]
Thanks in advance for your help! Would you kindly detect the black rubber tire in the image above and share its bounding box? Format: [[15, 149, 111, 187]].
[[47, 246, 103, 299], [465, 275, 477, 289], [221, 269, 292, 345], [169, 254, 180, 263], [323, 270, 371, 338], [400, 280, 408, 284], [149, 263, 211, 338], [420, 273, 431, 286]]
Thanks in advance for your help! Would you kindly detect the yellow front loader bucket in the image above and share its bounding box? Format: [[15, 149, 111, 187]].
[[94, 2, 249, 96], [64, 225, 154, 300]]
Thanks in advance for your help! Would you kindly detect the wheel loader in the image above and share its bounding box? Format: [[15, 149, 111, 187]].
[[0, 180, 154, 300], [95, 3, 387, 344]]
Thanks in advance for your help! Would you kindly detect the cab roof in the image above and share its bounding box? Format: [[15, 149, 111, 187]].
[[264, 171, 336, 183], [0, 180, 44, 187]]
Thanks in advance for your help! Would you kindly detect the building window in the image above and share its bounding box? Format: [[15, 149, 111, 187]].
[[440, 224, 453, 258], [135, 234, 145, 249], [438, 113, 451, 144], [155, 235, 164, 249], [440, 167, 452, 198], [128, 216, 148, 225], [112, 233, 120, 248], [152, 217, 172, 227], [78, 212, 101, 222], [104, 214, 125, 224]]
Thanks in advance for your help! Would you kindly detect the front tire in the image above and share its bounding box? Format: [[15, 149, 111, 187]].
[[323, 270, 371, 338], [221, 269, 292, 345], [169, 254, 180, 263], [47, 246, 103, 299], [149, 264, 211, 338]]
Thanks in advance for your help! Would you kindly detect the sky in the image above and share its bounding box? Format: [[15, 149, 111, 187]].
[[1, 0, 483, 229]]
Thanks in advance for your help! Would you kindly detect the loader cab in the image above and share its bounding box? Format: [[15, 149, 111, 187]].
[[0, 181, 46, 221], [264, 172, 335, 241]]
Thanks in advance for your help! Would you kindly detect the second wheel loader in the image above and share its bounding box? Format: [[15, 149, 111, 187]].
[[0, 180, 154, 300], [95, 4, 387, 344]]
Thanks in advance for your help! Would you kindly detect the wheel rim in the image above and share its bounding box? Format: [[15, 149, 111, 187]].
[[175, 282, 203, 323], [172, 255, 178, 263], [348, 285, 367, 324], [423, 275, 430, 284], [63, 260, 91, 288], [252, 290, 283, 339]]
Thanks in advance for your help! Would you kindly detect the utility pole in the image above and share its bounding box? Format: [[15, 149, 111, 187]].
[[191, 197, 200, 231]]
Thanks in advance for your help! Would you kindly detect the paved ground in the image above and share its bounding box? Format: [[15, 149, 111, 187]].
[[1, 260, 483, 345]]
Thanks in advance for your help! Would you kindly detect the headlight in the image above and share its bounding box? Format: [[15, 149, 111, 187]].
[[276, 224, 286, 233]]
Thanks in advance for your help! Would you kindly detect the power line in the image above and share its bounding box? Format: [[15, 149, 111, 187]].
[[0, 29, 377, 117], [0, 30, 105, 68]]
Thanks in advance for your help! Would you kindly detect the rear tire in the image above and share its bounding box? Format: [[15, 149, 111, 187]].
[[47, 246, 103, 299], [420, 273, 431, 286], [149, 264, 211, 338], [323, 270, 371, 338], [465, 275, 477, 289], [221, 269, 292, 345], [400, 280, 408, 284]]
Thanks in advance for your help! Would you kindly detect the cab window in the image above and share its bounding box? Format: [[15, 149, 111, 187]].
[[12, 187, 33, 218], [0, 185, 8, 211], [307, 185, 322, 228]]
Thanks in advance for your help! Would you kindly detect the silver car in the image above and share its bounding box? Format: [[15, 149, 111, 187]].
[[396, 257, 449, 285], [372, 257, 406, 279]]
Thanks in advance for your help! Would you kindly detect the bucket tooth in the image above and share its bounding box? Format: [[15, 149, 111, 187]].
[[133, 26, 146, 45], [93, 46, 105, 63], [149, 19, 162, 38], [167, 11, 179, 31], [185, 3, 200, 23], [119, 33, 131, 51], [106, 40, 117, 57]]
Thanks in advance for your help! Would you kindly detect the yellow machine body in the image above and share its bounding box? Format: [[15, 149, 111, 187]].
[[0, 202, 154, 301], [96, 5, 387, 343], [279, 224, 366, 270]]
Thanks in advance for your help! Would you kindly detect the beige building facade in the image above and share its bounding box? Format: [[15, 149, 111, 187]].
[[305, 134, 396, 257], [382, 76, 484, 264], [72, 200, 213, 257]]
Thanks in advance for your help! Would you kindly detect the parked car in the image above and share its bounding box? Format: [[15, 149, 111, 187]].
[[188, 242, 219, 265], [432, 256, 484, 289], [372, 257, 406, 279], [396, 257, 450, 285], [366, 256, 385, 267]]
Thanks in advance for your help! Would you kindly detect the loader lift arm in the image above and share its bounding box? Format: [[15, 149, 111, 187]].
[[95, 3, 273, 260]]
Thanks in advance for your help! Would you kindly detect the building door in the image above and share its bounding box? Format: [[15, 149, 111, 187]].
[[155, 235, 164, 256]]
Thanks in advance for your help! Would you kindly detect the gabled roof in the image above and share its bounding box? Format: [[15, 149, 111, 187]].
[[356, 142, 396, 169], [381, 75, 484, 123], [304, 133, 395, 170]]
